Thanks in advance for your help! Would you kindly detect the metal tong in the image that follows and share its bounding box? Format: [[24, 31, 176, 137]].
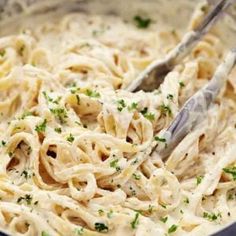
[[126, 0, 234, 92], [126, 0, 236, 160], [157, 49, 236, 160]]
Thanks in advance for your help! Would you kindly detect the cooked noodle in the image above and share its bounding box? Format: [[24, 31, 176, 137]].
[[0, 2, 236, 236]]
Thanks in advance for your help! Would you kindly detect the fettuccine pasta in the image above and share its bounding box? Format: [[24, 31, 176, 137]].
[[0, 1, 235, 236]]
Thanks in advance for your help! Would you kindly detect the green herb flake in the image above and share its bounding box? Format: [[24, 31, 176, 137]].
[[223, 166, 236, 180], [41, 231, 50, 236], [203, 212, 221, 222], [0, 49, 6, 57], [167, 94, 174, 100], [144, 112, 155, 121], [131, 158, 138, 165], [27, 145, 32, 155], [76, 94, 80, 105], [70, 87, 80, 94], [54, 127, 62, 133], [117, 99, 126, 112], [148, 205, 153, 214], [35, 119, 47, 133], [94, 222, 109, 232], [19, 111, 33, 120], [201, 5, 208, 12], [155, 136, 166, 143], [107, 210, 113, 218], [66, 133, 75, 143], [140, 107, 148, 115], [160, 216, 168, 223], [183, 197, 189, 204], [159, 104, 172, 116], [168, 224, 178, 234], [196, 176, 203, 185], [8, 152, 13, 157], [130, 212, 139, 229], [134, 15, 151, 29], [74, 227, 84, 235], [21, 170, 30, 179], [128, 102, 138, 111], [17, 194, 33, 205], [19, 45, 25, 56], [85, 89, 100, 98], [1, 140, 6, 147], [98, 209, 104, 216], [179, 81, 185, 88], [50, 108, 68, 124], [42, 91, 61, 104], [132, 173, 141, 180], [110, 159, 120, 171], [160, 203, 167, 209]]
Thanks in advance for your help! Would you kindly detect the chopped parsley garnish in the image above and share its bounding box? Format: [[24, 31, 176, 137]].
[[144, 112, 155, 121], [107, 210, 113, 218], [76, 94, 80, 105], [168, 224, 178, 234], [130, 212, 139, 229], [148, 205, 153, 214], [117, 99, 126, 112], [85, 89, 100, 98], [41, 232, 50, 236], [160, 203, 167, 208], [42, 91, 61, 104], [21, 170, 30, 179], [228, 194, 234, 200], [19, 111, 33, 120], [35, 119, 47, 133], [66, 134, 74, 143], [167, 94, 174, 100], [140, 107, 148, 115], [110, 159, 120, 171], [74, 227, 84, 235], [131, 158, 138, 165], [98, 209, 104, 216], [155, 136, 166, 142], [110, 159, 119, 168], [183, 197, 189, 204], [50, 108, 68, 124], [160, 216, 168, 223], [140, 107, 155, 121], [54, 127, 62, 133], [17, 194, 33, 205], [27, 146, 32, 155], [134, 15, 151, 29], [132, 173, 141, 180], [70, 87, 80, 94], [223, 166, 236, 180], [203, 212, 221, 221], [19, 45, 25, 56], [1, 140, 6, 147], [8, 152, 13, 157], [179, 81, 185, 88], [201, 5, 208, 12], [128, 102, 138, 111], [0, 49, 6, 57], [94, 222, 109, 232], [196, 176, 203, 185], [159, 104, 172, 116]]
